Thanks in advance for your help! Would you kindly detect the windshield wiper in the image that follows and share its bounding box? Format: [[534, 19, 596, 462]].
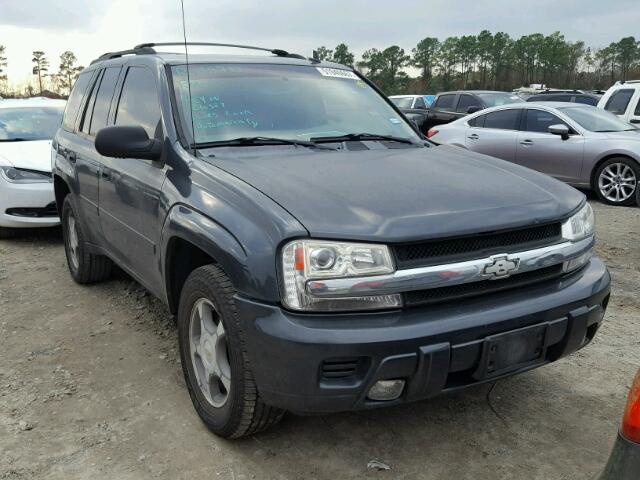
[[310, 133, 418, 145], [194, 136, 336, 150]]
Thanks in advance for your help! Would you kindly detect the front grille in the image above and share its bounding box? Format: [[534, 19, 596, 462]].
[[321, 358, 362, 379], [404, 264, 565, 307], [393, 223, 562, 269], [6, 202, 59, 218]]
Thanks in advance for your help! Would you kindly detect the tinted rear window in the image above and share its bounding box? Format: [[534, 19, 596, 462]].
[[62, 71, 92, 131], [574, 95, 598, 106], [604, 89, 635, 115]]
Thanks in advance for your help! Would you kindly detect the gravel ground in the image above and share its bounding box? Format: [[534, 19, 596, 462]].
[[1, 199, 638, 480]]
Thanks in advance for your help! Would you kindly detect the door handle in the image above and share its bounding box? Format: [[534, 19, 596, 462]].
[[467, 134, 479, 140], [520, 140, 534, 146]]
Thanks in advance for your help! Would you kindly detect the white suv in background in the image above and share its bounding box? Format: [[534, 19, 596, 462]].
[[598, 80, 640, 126], [0, 98, 66, 238]]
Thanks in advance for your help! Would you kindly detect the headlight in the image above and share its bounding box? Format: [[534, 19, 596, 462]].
[[561, 203, 595, 242], [0, 166, 51, 184], [281, 239, 401, 311]]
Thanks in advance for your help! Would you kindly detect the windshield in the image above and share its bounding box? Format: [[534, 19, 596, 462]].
[[170, 64, 420, 145], [0, 107, 64, 141], [476, 93, 523, 107], [559, 106, 636, 132], [390, 97, 414, 108]]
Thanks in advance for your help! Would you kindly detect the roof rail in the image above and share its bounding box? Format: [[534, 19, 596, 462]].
[[619, 79, 640, 85], [91, 46, 156, 64], [91, 42, 310, 65], [135, 42, 308, 60]]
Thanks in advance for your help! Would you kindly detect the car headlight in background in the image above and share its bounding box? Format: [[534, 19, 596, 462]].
[[281, 240, 401, 311], [561, 202, 595, 242], [0, 166, 52, 184]]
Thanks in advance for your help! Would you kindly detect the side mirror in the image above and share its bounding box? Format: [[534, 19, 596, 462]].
[[95, 126, 162, 161], [548, 124, 570, 140], [466, 106, 481, 114]]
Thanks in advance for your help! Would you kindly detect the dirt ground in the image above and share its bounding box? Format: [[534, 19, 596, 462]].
[[1, 198, 639, 480]]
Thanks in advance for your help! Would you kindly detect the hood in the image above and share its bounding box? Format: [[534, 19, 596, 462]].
[[602, 129, 640, 141], [205, 144, 584, 243], [0, 140, 53, 172]]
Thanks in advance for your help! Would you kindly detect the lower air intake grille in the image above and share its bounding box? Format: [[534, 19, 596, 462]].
[[404, 264, 565, 307], [321, 358, 362, 379]]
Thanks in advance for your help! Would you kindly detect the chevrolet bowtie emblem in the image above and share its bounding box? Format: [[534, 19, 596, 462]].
[[483, 255, 520, 279]]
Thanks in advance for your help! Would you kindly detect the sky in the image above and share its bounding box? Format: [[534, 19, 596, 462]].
[[1, 0, 639, 87]]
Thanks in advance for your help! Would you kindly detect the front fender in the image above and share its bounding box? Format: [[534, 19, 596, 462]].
[[161, 204, 249, 308]]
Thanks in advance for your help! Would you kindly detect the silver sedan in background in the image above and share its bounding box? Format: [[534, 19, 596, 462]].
[[428, 102, 640, 206]]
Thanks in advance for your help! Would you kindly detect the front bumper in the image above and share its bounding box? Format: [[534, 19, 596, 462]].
[[598, 432, 640, 480], [236, 258, 610, 414], [0, 178, 59, 228]]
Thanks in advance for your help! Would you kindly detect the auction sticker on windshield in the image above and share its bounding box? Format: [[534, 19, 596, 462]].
[[316, 67, 359, 80]]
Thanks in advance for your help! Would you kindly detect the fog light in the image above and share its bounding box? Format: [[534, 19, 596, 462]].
[[367, 379, 405, 401]]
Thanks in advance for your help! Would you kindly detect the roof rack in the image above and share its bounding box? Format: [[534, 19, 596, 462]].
[[90, 42, 309, 65], [619, 79, 640, 85]]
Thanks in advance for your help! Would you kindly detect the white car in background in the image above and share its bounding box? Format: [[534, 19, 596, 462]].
[[0, 98, 65, 237], [598, 80, 640, 126]]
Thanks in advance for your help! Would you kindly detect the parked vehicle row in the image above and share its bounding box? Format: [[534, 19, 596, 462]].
[[0, 98, 65, 238], [428, 102, 640, 206]]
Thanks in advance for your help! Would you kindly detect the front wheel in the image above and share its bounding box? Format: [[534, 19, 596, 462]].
[[594, 158, 639, 206], [178, 264, 284, 438]]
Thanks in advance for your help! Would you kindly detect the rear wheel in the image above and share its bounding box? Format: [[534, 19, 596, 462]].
[[178, 264, 284, 438], [61, 195, 113, 283], [594, 158, 639, 206]]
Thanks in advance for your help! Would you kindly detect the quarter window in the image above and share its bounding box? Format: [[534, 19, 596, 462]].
[[434, 94, 455, 110], [604, 89, 635, 115], [482, 109, 521, 130], [524, 110, 569, 133], [115, 67, 161, 138], [61, 71, 93, 131], [635, 98, 640, 116], [79, 70, 102, 134]]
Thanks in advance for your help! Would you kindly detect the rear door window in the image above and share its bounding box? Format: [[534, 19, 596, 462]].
[[482, 109, 521, 130], [62, 71, 93, 131], [89, 67, 122, 135], [79, 70, 102, 134], [524, 109, 569, 133], [456, 94, 481, 113], [604, 89, 635, 115], [434, 94, 455, 111], [115, 67, 162, 138]]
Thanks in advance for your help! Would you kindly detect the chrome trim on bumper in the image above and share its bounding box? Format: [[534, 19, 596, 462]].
[[306, 236, 595, 298]]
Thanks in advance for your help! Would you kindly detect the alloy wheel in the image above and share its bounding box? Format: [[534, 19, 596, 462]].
[[67, 213, 80, 270], [598, 163, 637, 203], [189, 298, 231, 408]]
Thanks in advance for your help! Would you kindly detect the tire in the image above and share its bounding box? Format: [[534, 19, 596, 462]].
[[594, 157, 639, 206], [0, 227, 17, 239], [61, 195, 113, 284], [177, 264, 284, 438]]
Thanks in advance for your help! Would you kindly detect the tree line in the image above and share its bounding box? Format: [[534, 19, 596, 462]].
[[314, 32, 640, 95], [1, 31, 639, 98], [0, 47, 83, 97]]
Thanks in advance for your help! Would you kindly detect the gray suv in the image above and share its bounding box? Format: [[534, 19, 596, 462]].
[[52, 43, 610, 438]]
